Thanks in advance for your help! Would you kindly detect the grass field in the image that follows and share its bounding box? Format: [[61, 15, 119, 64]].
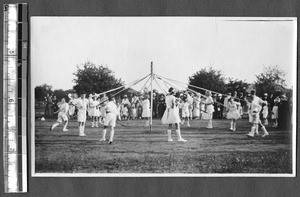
[[34, 118, 293, 174]]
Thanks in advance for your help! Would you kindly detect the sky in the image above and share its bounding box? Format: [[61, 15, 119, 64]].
[[31, 17, 296, 93]]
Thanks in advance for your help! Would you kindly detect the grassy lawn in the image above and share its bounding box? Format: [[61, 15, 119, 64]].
[[34, 118, 293, 174]]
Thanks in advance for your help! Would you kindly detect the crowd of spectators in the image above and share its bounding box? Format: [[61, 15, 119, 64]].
[[39, 89, 293, 131]]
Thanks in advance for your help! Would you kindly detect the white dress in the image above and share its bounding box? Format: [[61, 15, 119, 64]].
[[262, 105, 268, 119], [202, 96, 214, 120], [193, 98, 200, 117], [181, 102, 189, 118], [68, 99, 77, 116], [161, 95, 181, 124], [271, 106, 278, 119], [142, 99, 151, 118], [271, 97, 280, 119], [226, 101, 240, 120], [77, 98, 87, 122], [87, 98, 93, 117], [187, 95, 193, 117], [89, 100, 100, 117]]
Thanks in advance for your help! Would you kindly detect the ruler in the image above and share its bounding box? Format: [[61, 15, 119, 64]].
[[3, 3, 28, 193]]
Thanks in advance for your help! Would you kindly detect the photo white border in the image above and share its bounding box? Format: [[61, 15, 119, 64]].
[[30, 17, 297, 177]]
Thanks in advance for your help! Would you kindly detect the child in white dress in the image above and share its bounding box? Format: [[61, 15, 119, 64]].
[[181, 98, 190, 127], [89, 97, 100, 127], [121, 104, 129, 120], [162, 88, 187, 142], [193, 93, 201, 119], [261, 102, 269, 126], [68, 93, 78, 117], [271, 96, 280, 127], [226, 97, 240, 131], [202, 91, 214, 129], [142, 95, 151, 127], [131, 105, 137, 119], [199, 96, 206, 119]]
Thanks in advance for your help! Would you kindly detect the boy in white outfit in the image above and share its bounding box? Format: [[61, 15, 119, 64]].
[[99, 95, 118, 144], [246, 91, 269, 137], [50, 98, 69, 132]]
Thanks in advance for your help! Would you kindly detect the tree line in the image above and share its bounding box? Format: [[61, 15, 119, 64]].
[[35, 62, 290, 103]]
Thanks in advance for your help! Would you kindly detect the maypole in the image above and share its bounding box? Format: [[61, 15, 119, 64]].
[[150, 62, 154, 132]]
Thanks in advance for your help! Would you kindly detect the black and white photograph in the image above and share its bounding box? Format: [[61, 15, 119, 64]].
[[31, 17, 296, 176]]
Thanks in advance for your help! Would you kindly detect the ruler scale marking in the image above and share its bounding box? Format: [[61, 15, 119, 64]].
[[3, 4, 28, 193]]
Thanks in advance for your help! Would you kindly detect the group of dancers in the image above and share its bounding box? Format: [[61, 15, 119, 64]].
[[49, 87, 270, 144], [50, 92, 118, 143]]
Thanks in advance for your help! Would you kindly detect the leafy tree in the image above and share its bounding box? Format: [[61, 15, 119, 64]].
[[188, 67, 227, 94], [225, 78, 250, 95], [53, 89, 67, 101], [254, 65, 287, 97], [34, 84, 53, 102], [73, 62, 124, 95]]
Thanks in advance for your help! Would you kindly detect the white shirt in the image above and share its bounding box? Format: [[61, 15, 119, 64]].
[[77, 98, 87, 111], [59, 102, 69, 114], [165, 95, 176, 109], [224, 96, 230, 109], [142, 99, 150, 110], [181, 102, 189, 112], [105, 101, 118, 114]]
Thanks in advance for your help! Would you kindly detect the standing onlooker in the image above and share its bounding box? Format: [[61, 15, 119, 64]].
[[223, 92, 232, 118], [141, 95, 151, 126], [192, 93, 201, 119], [202, 91, 214, 129], [216, 94, 224, 119], [181, 97, 191, 127], [277, 94, 289, 130], [226, 97, 240, 131], [271, 95, 280, 127], [52, 95, 58, 113], [238, 92, 246, 118], [157, 94, 166, 119], [187, 92, 194, 120], [199, 96, 206, 119], [45, 93, 54, 118], [287, 91, 293, 130], [121, 104, 129, 120]]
